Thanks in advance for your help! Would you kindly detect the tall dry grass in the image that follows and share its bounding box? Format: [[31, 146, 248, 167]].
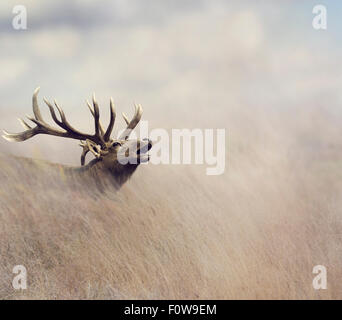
[[0, 104, 341, 300]]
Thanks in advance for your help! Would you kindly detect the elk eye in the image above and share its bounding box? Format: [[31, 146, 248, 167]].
[[112, 142, 122, 147]]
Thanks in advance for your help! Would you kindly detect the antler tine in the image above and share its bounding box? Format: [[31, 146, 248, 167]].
[[87, 97, 116, 142], [119, 103, 143, 140], [86, 99, 105, 136], [32, 87, 43, 121], [103, 97, 116, 142], [92, 94, 100, 136], [92, 93, 105, 145], [43, 98, 63, 126], [52, 99, 79, 133], [2, 128, 38, 142], [122, 112, 130, 125], [18, 118, 32, 130], [80, 140, 89, 166]]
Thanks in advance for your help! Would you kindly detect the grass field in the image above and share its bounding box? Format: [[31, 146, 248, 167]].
[[0, 104, 341, 300]]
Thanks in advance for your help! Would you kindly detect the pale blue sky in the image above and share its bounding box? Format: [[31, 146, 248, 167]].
[[0, 0, 340, 162], [0, 0, 340, 105]]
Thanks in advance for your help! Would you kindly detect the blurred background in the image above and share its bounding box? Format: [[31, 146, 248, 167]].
[[0, 0, 342, 299], [0, 0, 341, 164]]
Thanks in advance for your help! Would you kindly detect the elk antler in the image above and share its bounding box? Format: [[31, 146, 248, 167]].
[[119, 103, 143, 140], [2, 87, 116, 164]]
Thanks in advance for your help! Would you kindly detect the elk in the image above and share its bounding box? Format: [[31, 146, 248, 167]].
[[2, 88, 153, 192]]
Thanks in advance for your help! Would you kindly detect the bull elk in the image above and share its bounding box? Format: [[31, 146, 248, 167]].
[[2, 88, 153, 192]]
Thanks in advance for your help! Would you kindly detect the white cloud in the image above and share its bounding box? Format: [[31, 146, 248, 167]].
[[228, 11, 263, 52], [0, 0, 341, 130], [30, 28, 81, 58], [0, 57, 29, 86]]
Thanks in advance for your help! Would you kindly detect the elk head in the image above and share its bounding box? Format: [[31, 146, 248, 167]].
[[2, 88, 153, 187]]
